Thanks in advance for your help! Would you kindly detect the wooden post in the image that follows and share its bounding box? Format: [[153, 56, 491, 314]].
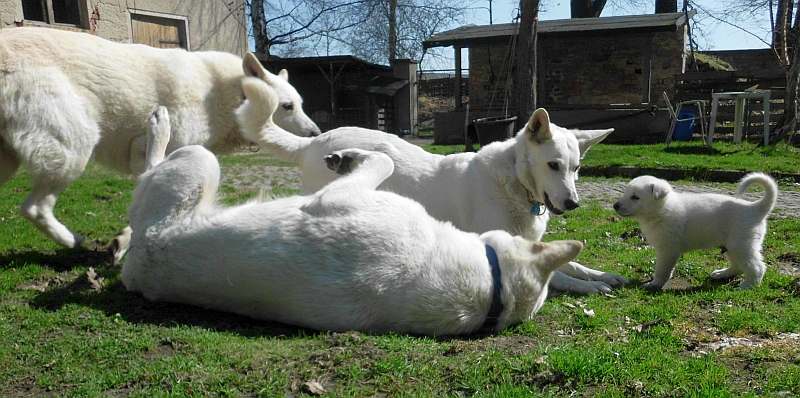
[[513, 0, 540, 130], [454, 46, 463, 111]]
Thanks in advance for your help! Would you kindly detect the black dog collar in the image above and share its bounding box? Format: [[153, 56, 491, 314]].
[[478, 245, 505, 334]]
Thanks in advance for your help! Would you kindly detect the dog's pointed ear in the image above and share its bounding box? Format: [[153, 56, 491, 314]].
[[531, 240, 583, 274], [243, 53, 267, 80], [573, 128, 614, 158], [526, 108, 552, 143], [278, 69, 289, 81], [650, 180, 672, 200]]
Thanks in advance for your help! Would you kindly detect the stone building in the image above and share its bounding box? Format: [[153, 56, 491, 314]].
[[0, 0, 247, 55], [423, 12, 694, 143]]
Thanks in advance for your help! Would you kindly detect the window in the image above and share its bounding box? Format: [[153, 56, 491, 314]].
[[130, 12, 189, 50], [21, 0, 84, 26]]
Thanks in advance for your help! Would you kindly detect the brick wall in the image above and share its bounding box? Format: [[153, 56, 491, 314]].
[[468, 27, 686, 111]]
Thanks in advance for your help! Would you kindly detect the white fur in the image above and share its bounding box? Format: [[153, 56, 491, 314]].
[[613, 173, 778, 289], [122, 103, 583, 336], [237, 77, 626, 295], [0, 27, 320, 248]]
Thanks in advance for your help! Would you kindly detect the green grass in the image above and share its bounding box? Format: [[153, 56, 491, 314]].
[[424, 141, 800, 174], [1, 154, 799, 396]]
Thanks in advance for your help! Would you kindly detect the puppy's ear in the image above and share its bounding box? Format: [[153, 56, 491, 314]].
[[242, 53, 267, 80], [573, 128, 614, 159], [526, 108, 552, 143], [278, 69, 289, 81], [650, 180, 672, 200], [531, 240, 583, 274]]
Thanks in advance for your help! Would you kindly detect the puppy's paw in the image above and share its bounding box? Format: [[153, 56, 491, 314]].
[[596, 272, 629, 287], [710, 267, 737, 280], [642, 280, 664, 292]]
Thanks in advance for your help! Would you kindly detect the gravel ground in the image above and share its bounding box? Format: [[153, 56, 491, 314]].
[[219, 152, 800, 218]]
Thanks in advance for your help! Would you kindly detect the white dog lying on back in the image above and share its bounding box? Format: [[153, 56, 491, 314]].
[[613, 173, 777, 290], [121, 85, 583, 335], [238, 81, 627, 295]]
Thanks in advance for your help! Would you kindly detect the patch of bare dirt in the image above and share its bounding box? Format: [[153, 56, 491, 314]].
[[777, 253, 800, 277], [143, 340, 178, 360]]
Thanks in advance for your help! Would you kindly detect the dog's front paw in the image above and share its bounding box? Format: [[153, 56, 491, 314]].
[[642, 280, 664, 292]]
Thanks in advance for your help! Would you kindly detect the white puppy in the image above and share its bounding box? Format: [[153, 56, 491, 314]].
[[613, 173, 777, 289], [238, 80, 626, 295], [0, 27, 320, 249], [121, 90, 583, 336]]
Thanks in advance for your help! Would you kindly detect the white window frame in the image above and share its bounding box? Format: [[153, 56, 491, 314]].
[[21, 0, 88, 28]]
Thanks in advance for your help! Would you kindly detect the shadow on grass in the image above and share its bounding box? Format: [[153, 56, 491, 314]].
[[30, 275, 312, 338], [0, 247, 111, 271], [662, 145, 723, 155]]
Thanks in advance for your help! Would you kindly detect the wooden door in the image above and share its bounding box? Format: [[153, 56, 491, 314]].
[[131, 14, 187, 49]]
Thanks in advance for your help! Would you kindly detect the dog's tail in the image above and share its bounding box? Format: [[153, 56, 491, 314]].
[[236, 77, 312, 163], [736, 172, 778, 217]]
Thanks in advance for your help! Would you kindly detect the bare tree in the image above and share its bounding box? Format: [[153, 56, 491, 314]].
[[247, 0, 377, 56], [655, 0, 677, 13], [571, 0, 607, 18]]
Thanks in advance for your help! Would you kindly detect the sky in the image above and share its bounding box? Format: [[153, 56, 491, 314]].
[[466, 0, 773, 50], [414, 0, 774, 69]]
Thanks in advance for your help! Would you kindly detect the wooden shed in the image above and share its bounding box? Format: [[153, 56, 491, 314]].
[[261, 55, 418, 135]]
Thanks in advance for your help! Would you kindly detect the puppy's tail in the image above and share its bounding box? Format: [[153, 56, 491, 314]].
[[736, 172, 778, 217], [236, 77, 312, 163]]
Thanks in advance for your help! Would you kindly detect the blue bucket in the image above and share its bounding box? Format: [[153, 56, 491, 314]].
[[673, 107, 698, 141]]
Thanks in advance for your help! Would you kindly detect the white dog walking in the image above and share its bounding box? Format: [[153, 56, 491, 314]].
[[121, 84, 583, 335], [613, 173, 778, 289], [238, 81, 626, 294], [0, 27, 319, 248]]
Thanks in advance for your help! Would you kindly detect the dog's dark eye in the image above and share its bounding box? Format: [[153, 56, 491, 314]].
[[573, 166, 580, 172], [631, 195, 639, 200], [547, 162, 559, 171], [281, 103, 294, 111]]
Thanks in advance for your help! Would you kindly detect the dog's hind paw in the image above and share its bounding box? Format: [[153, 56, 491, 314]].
[[596, 272, 628, 287], [324, 153, 354, 174]]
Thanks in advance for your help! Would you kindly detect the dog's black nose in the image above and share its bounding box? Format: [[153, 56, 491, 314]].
[[564, 199, 579, 210], [613, 202, 620, 211]]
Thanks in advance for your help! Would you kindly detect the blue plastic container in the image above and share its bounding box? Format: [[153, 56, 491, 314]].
[[673, 107, 698, 141]]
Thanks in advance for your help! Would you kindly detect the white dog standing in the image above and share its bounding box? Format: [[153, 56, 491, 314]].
[[613, 173, 777, 290], [237, 81, 626, 294], [121, 86, 583, 336], [0, 27, 320, 249]]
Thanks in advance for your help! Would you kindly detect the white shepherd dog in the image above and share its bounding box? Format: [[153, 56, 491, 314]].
[[614, 173, 777, 290], [121, 85, 582, 336], [0, 27, 320, 248], [238, 80, 627, 295]]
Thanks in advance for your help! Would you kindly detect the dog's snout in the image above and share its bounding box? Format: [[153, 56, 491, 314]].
[[613, 202, 620, 211], [564, 199, 579, 211]]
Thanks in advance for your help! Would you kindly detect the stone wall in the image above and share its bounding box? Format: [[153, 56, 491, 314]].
[[0, 0, 247, 55], [468, 27, 686, 111]]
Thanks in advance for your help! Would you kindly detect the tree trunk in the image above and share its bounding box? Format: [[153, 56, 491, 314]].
[[570, 0, 606, 18], [773, 1, 800, 143], [388, 0, 398, 63], [775, 0, 791, 65], [513, 0, 540, 130], [655, 0, 677, 13], [250, 0, 270, 56]]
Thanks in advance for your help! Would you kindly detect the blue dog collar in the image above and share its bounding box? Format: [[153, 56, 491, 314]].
[[478, 245, 505, 334]]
